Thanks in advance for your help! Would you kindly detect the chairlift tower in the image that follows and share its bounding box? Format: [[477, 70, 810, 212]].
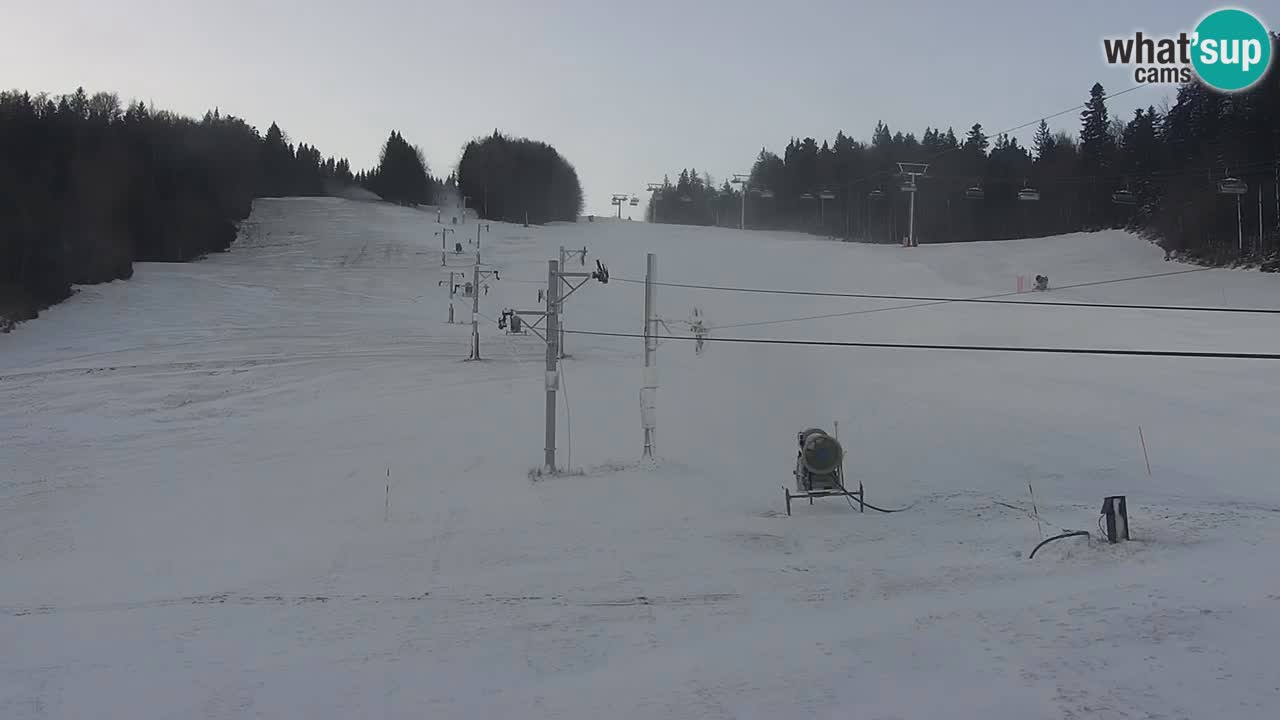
[[731, 174, 750, 229], [897, 162, 929, 247], [818, 189, 836, 230], [645, 183, 664, 223], [1218, 176, 1248, 254], [611, 194, 631, 219]]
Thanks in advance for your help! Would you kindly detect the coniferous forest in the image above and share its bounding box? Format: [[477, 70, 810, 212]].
[[650, 34, 1280, 269], [457, 131, 585, 225], [0, 89, 584, 328], [5, 48, 1277, 330]]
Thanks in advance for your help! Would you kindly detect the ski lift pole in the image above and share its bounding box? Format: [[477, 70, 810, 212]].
[[544, 260, 560, 472], [1260, 182, 1265, 258], [642, 253, 657, 458], [470, 256, 481, 360], [1238, 192, 1244, 255], [558, 246, 567, 358]]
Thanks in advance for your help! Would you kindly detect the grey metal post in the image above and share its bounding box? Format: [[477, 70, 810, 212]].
[[469, 257, 481, 360], [642, 253, 657, 457], [908, 188, 916, 247], [1237, 193, 1243, 254], [558, 246, 567, 358], [544, 260, 561, 472]]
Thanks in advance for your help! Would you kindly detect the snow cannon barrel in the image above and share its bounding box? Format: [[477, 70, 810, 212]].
[[800, 429, 843, 475]]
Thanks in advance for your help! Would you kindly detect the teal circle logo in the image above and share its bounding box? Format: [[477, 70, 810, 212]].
[[1191, 8, 1272, 92]]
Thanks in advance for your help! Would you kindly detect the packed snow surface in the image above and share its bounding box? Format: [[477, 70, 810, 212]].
[[4, 198, 1279, 719]]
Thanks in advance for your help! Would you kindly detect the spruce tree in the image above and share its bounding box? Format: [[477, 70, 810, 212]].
[[1032, 119, 1054, 161], [1079, 82, 1113, 172], [963, 123, 989, 156]]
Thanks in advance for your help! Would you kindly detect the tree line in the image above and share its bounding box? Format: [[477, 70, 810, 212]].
[[650, 33, 1279, 268], [644, 169, 735, 226], [457, 130, 584, 225], [1, 88, 584, 329]]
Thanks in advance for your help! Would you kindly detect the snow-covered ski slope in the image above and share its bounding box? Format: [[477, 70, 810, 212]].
[[3, 197, 1279, 719]]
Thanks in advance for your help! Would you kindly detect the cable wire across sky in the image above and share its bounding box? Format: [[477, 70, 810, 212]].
[[561, 329, 1280, 361], [609, 266, 1280, 331]]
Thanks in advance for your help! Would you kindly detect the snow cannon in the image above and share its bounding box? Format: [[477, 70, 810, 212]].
[[785, 426, 864, 516], [799, 428, 843, 483]]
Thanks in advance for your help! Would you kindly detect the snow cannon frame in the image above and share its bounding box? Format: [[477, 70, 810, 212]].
[[784, 424, 864, 516]]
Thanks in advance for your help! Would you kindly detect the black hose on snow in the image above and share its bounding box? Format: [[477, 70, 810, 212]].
[[1027, 530, 1091, 559]]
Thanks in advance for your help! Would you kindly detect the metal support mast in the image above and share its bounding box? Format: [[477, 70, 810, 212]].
[[466, 257, 500, 360], [557, 245, 588, 358], [558, 247, 568, 358], [544, 260, 560, 471], [646, 183, 663, 223], [641, 253, 657, 458], [471, 260, 482, 358], [611, 194, 631, 219], [732, 174, 750, 230], [897, 162, 929, 247], [501, 257, 608, 473], [435, 228, 455, 266]]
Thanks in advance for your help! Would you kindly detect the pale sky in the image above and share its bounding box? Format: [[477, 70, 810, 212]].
[[3, 1, 1268, 216]]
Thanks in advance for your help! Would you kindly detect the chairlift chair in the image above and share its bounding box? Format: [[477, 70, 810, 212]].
[[760, 189, 775, 199], [1017, 186, 1041, 201], [818, 190, 836, 200], [1111, 189, 1137, 205], [1217, 177, 1247, 195], [629, 196, 639, 206], [799, 192, 816, 200], [868, 188, 886, 200], [963, 186, 985, 201]]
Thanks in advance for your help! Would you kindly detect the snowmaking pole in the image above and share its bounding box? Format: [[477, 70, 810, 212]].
[[544, 259, 561, 473], [642, 253, 657, 458]]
